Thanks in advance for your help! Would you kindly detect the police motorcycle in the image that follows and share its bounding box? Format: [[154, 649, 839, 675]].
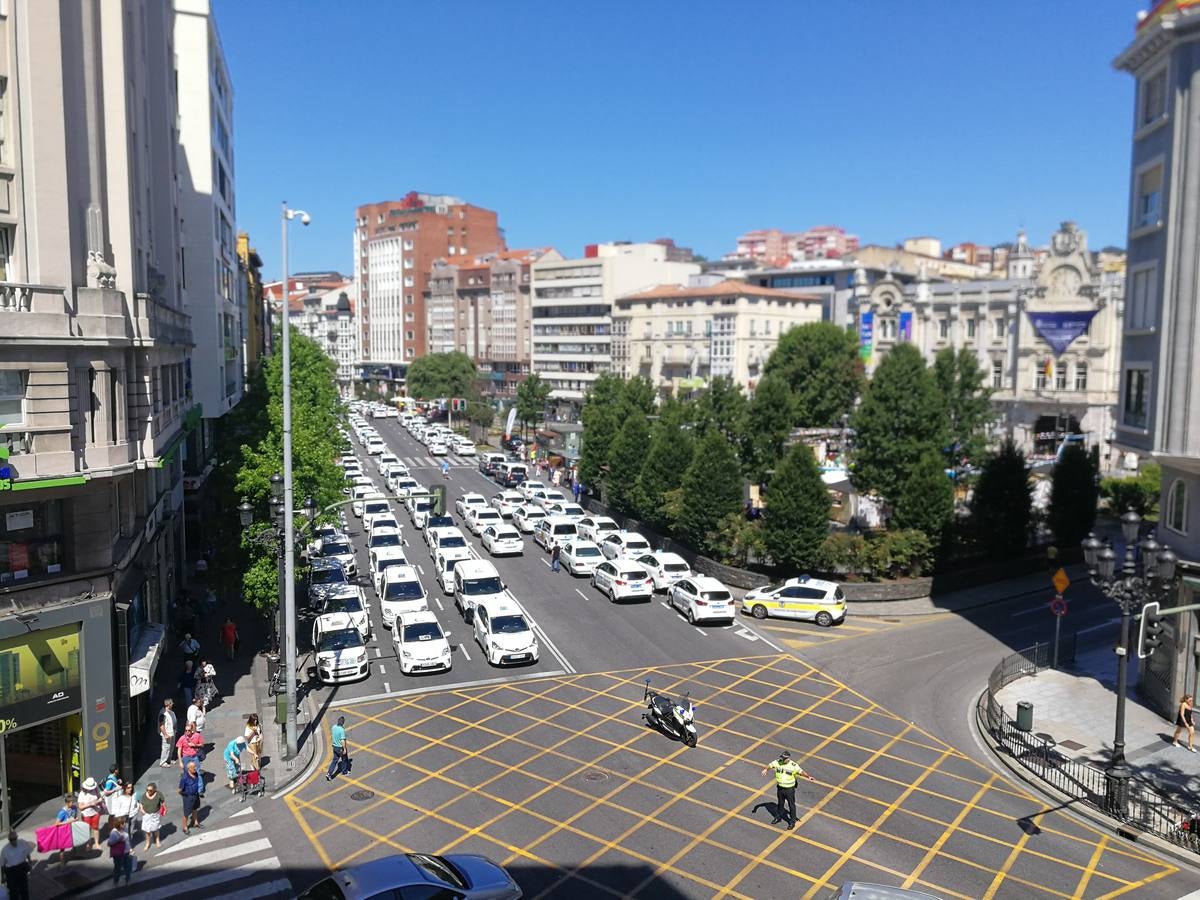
[[642, 678, 697, 747]]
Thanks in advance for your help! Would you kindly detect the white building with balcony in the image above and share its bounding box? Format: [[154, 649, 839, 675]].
[[530, 243, 698, 401], [293, 283, 360, 398]]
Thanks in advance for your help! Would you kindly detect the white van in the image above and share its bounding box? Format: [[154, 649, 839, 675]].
[[453, 559, 507, 618]]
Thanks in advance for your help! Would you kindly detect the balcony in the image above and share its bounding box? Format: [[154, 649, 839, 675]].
[[0, 284, 193, 348]]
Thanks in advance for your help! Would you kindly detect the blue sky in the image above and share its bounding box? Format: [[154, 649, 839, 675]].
[[216, 1, 1144, 280]]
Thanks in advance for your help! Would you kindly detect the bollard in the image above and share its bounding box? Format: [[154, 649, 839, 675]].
[[1015, 700, 1034, 732]]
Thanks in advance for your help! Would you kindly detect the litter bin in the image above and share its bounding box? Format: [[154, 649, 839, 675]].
[[1015, 700, 1033, 732], [276, 691, 288, 727]]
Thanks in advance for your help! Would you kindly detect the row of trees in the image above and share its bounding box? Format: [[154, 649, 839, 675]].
[[403, 351, 494, 428]]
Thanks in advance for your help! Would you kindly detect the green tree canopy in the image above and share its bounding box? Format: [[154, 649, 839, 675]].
[[635, 404, 695, 527], [741, 373, 795, 482], [894, 451, 954, 547], [851, 343, 948, 504], [677, 429, 744, 556], [605, 410, 650, 515], [694, 376, 748, 446], [932, 347, 993, 467], [969, 438, 1032, 558], [764, 322, 864, 427], [1100, 462, 1161, 519], [762, 443, 831, 570], [579, 373, 628, 488], [622, 376, 656, 416], [405, 352, 477, 400], [514, 373, 551, 434], [1049, 442, 1099, 550]]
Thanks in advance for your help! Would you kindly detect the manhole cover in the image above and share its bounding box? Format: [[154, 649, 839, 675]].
[[349, 789, 375, 801], [583, 771, 609, 783]]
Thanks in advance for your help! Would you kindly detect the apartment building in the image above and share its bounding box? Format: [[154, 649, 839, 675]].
[[1113, 0, 1200, 717], [237, 233, 266, 375], [426, 249, 561, 396], [355, 192, 505, 367], [854, 223, 1122, 467], [612, 277, 824, 392], [530, 243, 699, 401], [292, 283, 360, 398], [0, 1, 195, 827], [729, 226, 859, 265]]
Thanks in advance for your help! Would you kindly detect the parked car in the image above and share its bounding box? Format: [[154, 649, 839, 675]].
[[600, 531, 653, 560], [370, 546, 410, 599], [543, 502, 586, 521], [466, 507, 504, 536], [473, 596, 538, 667], [311, 615, 368, 685], [591, 559, 654, 603], [427, 526, 469, 556], [512, 505, 547, 534], [296, 852, 521, 900], [378, 565, 429, 630], [490, 490, 525, 519], [576, 516, 620, 543], [667, 575, 735, 625], [434, 547, 473, 595], [533, 516, 578, 551], [455, 492, 489, 520], [314, 533, 357, 579], [307, 558, 349, 609], [321, 583, 370, 641], [740, 575, 846, 626], [393, 611, 452, 675], [481, 525, 524, 556], [560, 540, 604, 576], [635, 551, 691, 592]]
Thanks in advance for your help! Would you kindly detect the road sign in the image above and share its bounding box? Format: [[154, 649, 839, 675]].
[[1050, 594, 1068, 617], [1052, 567, 1070, 595]]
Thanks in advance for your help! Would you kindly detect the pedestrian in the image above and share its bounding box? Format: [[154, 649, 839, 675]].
[[178, 762, 203, 834], [1, 830, 33, 900], [324, 716, 350, 781], [107, 816, 132, 886], [175, 721, 204, 787], [760, 750, 815, 830], [244, 713, 264, 771], [52, 794, 77, 865], [158, 698, 177, 767], [552, 467, 562, 487], [178, 660, 196, 707], [550, 543, 561, 574], [1174, 694, 1197, 751], [186, 694, 206, 734], [220, 616, 239, 660], [102, 762, 123, 810], [178, 632, 200, 660], [76, 777, 104, 847], [136, 783, 165, 853], [203, 586, 218, 620], [197, 657, 217, 705], [572, 481, 581, 503], [193, 555, 208, 579], [107, 782, 138, 843], [224, 735, 247, 790]]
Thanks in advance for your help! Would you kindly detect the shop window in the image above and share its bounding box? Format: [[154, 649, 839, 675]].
[[1167, 478, 1188, 534], [0, 370, 25, 426], [0, 623, 81, 720], [0, 499, 65, 583]]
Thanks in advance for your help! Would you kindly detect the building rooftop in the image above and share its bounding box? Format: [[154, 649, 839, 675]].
[[615, 279, 821, 305]]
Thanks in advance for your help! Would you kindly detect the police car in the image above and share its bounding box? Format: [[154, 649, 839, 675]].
[[740, 575, 846, 627]]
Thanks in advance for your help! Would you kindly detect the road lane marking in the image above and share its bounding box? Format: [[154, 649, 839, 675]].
[[458, 643, 471, 661], [902, 773, 997, 890], [373, 647, 381, 658], [378, 664, 385, 674], [155, 819, 262, 855], [434, 597, 444, 611], [382, 681, 390, 692], [1011, 602, 1052, 618], [694, 626, 707, 637]]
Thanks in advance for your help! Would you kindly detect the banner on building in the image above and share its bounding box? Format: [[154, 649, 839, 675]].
[[859, 312, 874, 364], [898, 311, 913, 342], [1027, 310, 1098, 357]]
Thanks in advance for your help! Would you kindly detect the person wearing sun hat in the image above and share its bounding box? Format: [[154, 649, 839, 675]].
[[76, 777, 104, 847]]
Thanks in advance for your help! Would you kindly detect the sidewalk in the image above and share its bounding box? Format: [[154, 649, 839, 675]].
[[844, 565, 1086, 617], [992, 637, 1200, 802], [24, 571, 317, 899]]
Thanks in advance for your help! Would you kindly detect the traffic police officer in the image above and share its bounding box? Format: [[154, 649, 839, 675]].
[[761, 750, 815, 829]]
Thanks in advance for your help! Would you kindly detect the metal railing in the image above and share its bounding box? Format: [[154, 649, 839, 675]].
[[980, 638, 1200, 854]]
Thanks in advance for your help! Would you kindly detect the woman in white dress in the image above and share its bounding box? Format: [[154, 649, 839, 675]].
[[106, 782, 138, 838], [136, 783, 165, 853]]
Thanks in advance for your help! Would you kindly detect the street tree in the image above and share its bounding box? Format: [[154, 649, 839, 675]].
[[1100, 462, 1161, 519], [741, 373, 795, 481], [677, 429, 744, 556], [932, 347, 993, 467], [605, 410, 650, 515], [514, 373, 551, 437], [894, 451, 955, 547], [969, 438, 1032, 558], [1049, 442, 1099, 550], [694, 376, 748, 446], [635, 415, 694, 527], [579, 373, 628, 488], [851, 343, 948, 504], [764, 322, 863, 427], [762, 443, 831, 570], [622, 376, 656, 416], [405, 351, 477, 400]]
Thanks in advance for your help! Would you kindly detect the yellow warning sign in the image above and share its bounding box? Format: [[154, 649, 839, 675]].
[[1052, 567, 1070, 595]]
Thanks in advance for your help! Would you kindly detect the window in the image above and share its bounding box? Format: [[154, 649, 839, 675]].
[[1140, 69, 1167, 128], [0, 370, 24, 426], [1167, 478, 1188, 534], [1074, 362, 1088, 392], [1127, 264, 1157, 331], [880, 318, 897, 340], [1053, 360, 1067, 390], [1123, 367, 1150, 428], [1035, 359, 1049, 391], [938, 318, 950, 340], [993, 317, 1006, 341], [966, 319, 976, 339], [991, 359, 1004, 389], [1136, 163, 1163, 230]]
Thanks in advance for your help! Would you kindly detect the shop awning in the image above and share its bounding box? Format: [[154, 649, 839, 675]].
[[128, 623, 166, 697]]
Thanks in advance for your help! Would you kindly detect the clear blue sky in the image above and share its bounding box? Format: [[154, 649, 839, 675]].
[[216, 0, 1144, 280]]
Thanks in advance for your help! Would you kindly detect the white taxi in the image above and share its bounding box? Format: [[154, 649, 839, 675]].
[[393, 611, 452, 674], [740, 575, 846, 627], [312, 614, 369, 684]]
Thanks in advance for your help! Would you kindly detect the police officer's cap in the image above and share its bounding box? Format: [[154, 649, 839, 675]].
[[779, 750, 791, 760]]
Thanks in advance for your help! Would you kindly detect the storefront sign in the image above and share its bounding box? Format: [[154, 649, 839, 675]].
[[4, 509, 33, 531], [128, 624, 166, 698], [1026, 310, 1098, 356], [92, 721, 110, 752], [0, 684, 81, 735], [898, 311, 913, 342], [859, 312, 874, 364]]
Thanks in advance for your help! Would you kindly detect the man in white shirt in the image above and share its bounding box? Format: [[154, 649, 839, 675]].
[[1, 829, 32, 900], [158, 698, 177, 767], [186, 696, 206, 733]]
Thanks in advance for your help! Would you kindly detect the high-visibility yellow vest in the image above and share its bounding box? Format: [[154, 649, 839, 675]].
[[770, 759, 801, 788]]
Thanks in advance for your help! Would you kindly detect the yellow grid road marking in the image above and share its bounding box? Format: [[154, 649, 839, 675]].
[[983, 823, 1035, 900], [1074, 835, 1108, 899]]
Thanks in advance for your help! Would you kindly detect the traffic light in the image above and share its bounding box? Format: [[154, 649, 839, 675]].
[[1138, 601, 1165, 659]]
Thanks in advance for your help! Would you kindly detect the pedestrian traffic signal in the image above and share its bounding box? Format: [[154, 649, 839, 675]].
[[1138, 600, 1165, 659]]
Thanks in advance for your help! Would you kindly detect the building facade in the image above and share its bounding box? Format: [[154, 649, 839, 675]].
[[0, 0, 195, 827], [355, 193, 505, 366], [1114, 0, 1200, 718], [236, 233, 266, 375], [530, 243, 699, 401], [729, 226, 860, 265], [612, 278, 823, 393], [854, 223, 1123, 468], [292, 283, 359, 398]]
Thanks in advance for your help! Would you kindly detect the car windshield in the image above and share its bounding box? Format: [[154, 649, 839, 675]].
[[402, 621, 443, 643], [562, 506, 584, 516], [575, 546, 602, 558], [317, 629, 362, 652], [497, 531, 520, 541], [407, 854, 468, 890], [524, 510, 545, 518], [414, 500, 434, 511], [369, 533, 401, 548], [597, 520, 617, 529], [325, 593, 363, 614], [376, 558, 406, 575], [439, 535, 467, 548], [664, 562, 689, 573], [702, 591, 732, 602], [463, 577, 503, 595], [554, 525, 576, 536], [626, 569, 649, 580], [311, 567, 346, 585], [428, 516, 453, 529], [626, 539, 650, 551], [835, 587, 845, 601], [492, 615, 530, 635], [384, 580, 424, 601], [320, 542, 352, 557], [364, 503, 388, 515]]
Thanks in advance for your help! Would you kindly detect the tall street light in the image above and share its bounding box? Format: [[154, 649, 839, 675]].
[[280, 202, 310, 760], [1082, 510, 1178, 817]]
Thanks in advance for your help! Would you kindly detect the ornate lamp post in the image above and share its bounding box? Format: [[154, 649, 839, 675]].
[[1082, 511, 1178, 816]]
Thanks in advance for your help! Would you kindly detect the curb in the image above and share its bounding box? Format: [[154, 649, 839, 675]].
[[970, 687, 1200, 870], [272, 688, 324, 798]]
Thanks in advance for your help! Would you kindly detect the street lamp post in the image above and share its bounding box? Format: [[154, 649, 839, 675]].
[[280, 202, 310, 760], [1082, 512, 1178, 817]]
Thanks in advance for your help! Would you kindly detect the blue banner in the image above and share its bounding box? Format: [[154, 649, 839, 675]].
[[859, 312, 874, 364], [1027, 310, 1098, 356], [898, 311, 913, 342]]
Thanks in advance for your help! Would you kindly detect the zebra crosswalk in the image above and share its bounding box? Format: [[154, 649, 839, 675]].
[[81, 811, 291, 900], [401, 454, 474, 468]]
